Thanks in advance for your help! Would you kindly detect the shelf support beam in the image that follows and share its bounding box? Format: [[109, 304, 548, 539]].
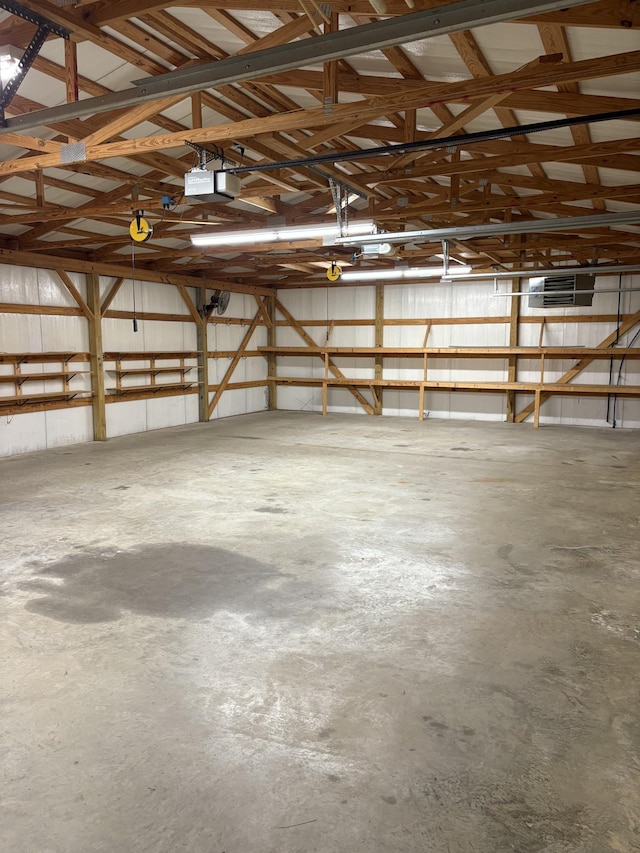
[[506, 278, 520, 422], [86, 272, 107, 441], [196, 288, 210, 422], [374, 284, 384, 416]]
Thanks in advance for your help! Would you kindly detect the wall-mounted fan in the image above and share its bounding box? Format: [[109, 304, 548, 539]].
[[201, 290, 230, 317]]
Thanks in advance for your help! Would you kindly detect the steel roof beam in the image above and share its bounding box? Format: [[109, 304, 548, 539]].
[[336, 211, 640, 245], [2, 0, 597, 134]]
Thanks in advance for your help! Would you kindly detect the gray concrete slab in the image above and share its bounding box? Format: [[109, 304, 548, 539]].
[[1, 412, 639, 853]]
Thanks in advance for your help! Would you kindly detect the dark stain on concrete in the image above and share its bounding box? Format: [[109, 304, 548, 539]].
[[497, 544, 533, 576], [255, 506, 288, 514], [317, 727, 335, 740], [381, 795, 397, 805], [20, 545, 290, 624]]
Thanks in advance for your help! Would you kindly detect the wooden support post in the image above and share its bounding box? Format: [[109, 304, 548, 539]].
[[322, 11, 339, 113], [322, 352, 329, 416], [35, 171, 45, 207], [196, 288, 209, 422], [538, 317, 546, 348], [419, 351, 428, 421], [418, 323, 431, 420], [506, 279, 520, 423], [86, 272, 106, 441], [64, 40, 79, 104], [266, 293, 277, 411], [534, 388, 541, 429], [374, 284, 384, 416], [515, 308, 640, 423]]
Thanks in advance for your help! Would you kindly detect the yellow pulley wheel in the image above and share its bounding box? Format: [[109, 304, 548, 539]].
[[327, 262, 342, 282], [130, 216, 153, 243]]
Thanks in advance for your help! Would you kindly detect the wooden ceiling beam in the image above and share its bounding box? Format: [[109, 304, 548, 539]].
[[373, 136, 640, 183], [87, 1, 640, 29], [538, 22, 605, 209], [4, 47, 638, 178], [0, 247, 271, 295]]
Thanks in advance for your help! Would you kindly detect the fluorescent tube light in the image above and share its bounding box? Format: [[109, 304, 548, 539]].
[[341, 265, 472, 282], [191, 220, 375, 249]]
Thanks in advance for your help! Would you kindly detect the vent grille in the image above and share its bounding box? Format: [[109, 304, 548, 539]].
[[528, 274, 595, 308]]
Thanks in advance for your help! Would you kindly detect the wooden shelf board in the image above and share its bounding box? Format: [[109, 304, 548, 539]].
[[0, 352, 90, 364], [268, 376, 640, 396], [259, 346, 640, 359], [103, 351, 198, 361], [107, 382, 196, 395], [0, 372, 89, 383], [0, 391, 92, 404], [110, 366, 195, 376]]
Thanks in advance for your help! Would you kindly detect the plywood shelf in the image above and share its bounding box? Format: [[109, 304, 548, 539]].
[[0, 390, 92, 405], [269, 375, 640, 396], [0, 371, 89, 384], [260, 346, 640, 359], [0, 352, 92, 415], [103, 351, 198, 361], [0, 352, 90, 364], [109, 366, 195, 377], [107, 382, 196, 395]]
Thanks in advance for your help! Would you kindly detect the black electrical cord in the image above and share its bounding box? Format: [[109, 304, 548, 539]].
[[606, 275, 623, 424], [225, 107, 640, 175], [131, 241, 138, 333], [611, 325, 640, 429]]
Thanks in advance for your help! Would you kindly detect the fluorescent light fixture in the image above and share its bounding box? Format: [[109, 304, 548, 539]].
[[191, 220, 375, 249], [341, 265, 472, 282], [336, 210, 640, 247]]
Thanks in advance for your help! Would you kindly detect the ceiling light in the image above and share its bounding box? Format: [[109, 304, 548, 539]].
[[341, 265, 472, 282], [191, 220, 375, 249], [0, 45, 22, 86]]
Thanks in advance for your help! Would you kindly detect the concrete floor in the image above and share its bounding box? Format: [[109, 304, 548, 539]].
[[1, 412, 639, 853]]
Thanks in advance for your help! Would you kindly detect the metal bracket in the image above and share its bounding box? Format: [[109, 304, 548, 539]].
[[0, 1, 71, 39], [0, 1, 70, 125], [60, 141, 87, 164], [185, 141, 237, 170], [0, 24, 49, 124]]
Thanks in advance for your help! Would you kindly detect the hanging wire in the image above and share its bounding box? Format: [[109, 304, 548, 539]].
[[325, 284, 330, 343], [131, 241, 138, 333]]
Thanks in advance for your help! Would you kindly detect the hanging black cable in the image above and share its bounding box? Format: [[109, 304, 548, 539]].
[[131, 241, 138, 333], [226, 108, 640, 175], [611, 325, 640, 429], [606, 275, 623, 425]]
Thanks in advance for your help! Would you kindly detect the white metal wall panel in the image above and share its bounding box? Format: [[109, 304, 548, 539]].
[[277, 276, 640, 427], [0, 412, 47, 457], [106, 399, 148, 438], [0, 265, 268, 456], [0, 265, 94, 456]]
